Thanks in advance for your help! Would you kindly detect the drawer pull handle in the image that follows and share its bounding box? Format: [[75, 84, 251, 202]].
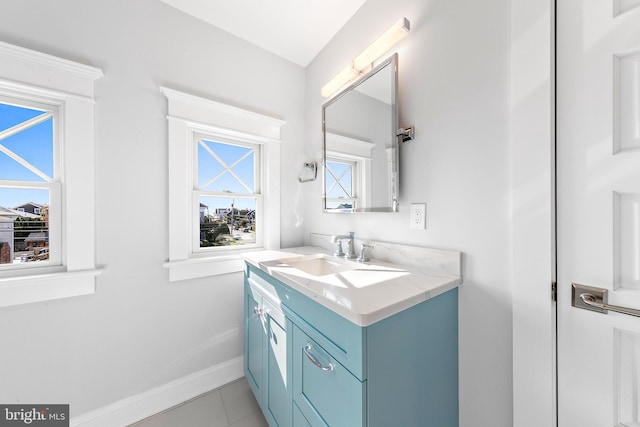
[[253, 306, 263, 316], [303, 344, 334, 372]]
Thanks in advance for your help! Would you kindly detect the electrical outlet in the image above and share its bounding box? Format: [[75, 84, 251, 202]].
[[410, 203, 426, 229]]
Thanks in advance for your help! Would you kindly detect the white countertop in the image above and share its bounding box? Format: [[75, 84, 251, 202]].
[[243, 245, 461, 326]]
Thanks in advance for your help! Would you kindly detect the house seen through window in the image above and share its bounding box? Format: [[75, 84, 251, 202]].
[[0, 99, 57, 266], [195, 136, 260, 250]]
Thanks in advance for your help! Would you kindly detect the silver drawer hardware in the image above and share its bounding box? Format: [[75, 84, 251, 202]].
[[253, 306, 263, 316], [303, 344, 334, 372], [571, 283, 640, 318]]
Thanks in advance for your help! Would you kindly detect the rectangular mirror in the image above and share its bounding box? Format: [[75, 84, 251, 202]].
[[322, 54, 399, 213]]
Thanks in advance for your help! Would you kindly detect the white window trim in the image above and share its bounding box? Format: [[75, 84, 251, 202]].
[[0, 41, 103, 307], [161, 87, 283, 282]]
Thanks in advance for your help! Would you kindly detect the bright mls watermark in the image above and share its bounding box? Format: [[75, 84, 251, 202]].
[[0, 405, 68, 426]]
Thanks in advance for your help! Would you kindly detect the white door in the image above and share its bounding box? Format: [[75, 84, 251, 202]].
[[558, 1, 640, 426]]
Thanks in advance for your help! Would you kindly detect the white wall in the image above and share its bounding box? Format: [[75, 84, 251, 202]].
[[303, 0, 513, 425], [0, 0, 305, 417]]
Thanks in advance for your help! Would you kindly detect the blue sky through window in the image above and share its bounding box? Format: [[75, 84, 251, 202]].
[[0, 188, 49, 210], [0, 103, 43, 130], [0, 119, 54, 179], [0, 103, 53, 209], [326, 161, 352, 198], [197, 139, 256, 211]]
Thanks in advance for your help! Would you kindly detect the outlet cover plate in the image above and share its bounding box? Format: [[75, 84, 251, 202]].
[[410, 203, 426, 229]]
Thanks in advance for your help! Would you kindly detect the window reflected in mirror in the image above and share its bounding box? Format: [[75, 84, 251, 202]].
[[322, 54, 398, 213]]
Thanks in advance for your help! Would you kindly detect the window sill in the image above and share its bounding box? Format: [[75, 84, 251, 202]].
[[163, 254, 249, 282], [0, 268, 103, 308]]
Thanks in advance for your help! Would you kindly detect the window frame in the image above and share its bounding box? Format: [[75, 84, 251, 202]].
[[161, 87, 283, 282], [0, 41, 103, 307]]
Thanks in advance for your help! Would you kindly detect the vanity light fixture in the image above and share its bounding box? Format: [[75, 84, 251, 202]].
[[320, 17, 410, 98]]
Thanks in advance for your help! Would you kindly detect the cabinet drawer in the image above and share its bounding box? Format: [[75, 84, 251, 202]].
[[293, 325, 365, 427]]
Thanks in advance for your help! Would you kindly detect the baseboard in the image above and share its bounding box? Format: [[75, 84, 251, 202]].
[[70, 356, 244, 427]]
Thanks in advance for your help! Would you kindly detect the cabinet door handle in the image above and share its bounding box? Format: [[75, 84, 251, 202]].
[[303, 344, 334, 372], [253, 306, 263, 316]]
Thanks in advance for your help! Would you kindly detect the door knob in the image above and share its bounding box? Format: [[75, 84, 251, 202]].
[[572, 283, 640, 318]]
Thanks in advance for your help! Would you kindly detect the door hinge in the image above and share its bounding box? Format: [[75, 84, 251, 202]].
[[551, 282, 557, 302]]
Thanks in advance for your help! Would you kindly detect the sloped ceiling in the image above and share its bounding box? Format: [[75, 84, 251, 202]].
[[160, 0, 368, 67]]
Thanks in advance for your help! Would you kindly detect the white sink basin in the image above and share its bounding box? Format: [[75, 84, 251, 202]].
[[276, 254, 357, 277]]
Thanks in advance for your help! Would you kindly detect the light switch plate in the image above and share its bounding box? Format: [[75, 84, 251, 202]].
[[410, 203, 426, 229]]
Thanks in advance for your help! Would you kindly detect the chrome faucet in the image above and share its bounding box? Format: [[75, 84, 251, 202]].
[[331, 232, 356, 259], [357, 243, 373, 263]]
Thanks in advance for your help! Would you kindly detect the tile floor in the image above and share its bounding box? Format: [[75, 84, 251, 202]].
[[129, 377, 268, 427]]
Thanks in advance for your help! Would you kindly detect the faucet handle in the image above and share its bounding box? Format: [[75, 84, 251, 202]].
[[334, 240, 345, 257], [357, 243, 373, 263]]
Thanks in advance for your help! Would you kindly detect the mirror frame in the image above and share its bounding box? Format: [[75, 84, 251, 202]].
[[321, 53, 399, 213]]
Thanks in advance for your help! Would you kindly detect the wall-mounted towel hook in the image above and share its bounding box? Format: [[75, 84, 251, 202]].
[[299, 162, 318, 183]]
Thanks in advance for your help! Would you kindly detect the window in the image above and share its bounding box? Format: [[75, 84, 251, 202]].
[[0, 98, 60, 268], [325, 158, 357, 210], [324, 132, 374, 212], [195, 136, 261, 250], [0, 41, 102, 307], [161, 87, 283, 282]]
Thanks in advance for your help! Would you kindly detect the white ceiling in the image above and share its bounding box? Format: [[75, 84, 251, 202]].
[[160, 0, 368, 67]]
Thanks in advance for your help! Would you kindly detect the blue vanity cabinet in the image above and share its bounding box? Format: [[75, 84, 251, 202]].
[[244, 262, 459, 427], [244, 275, 292, 427], [364, 288, 459, 427]]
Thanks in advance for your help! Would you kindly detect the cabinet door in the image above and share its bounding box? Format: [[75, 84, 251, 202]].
[[245, 285, 265, 402], [264, 311, 291, 427], [292, 326, 365, 427]]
